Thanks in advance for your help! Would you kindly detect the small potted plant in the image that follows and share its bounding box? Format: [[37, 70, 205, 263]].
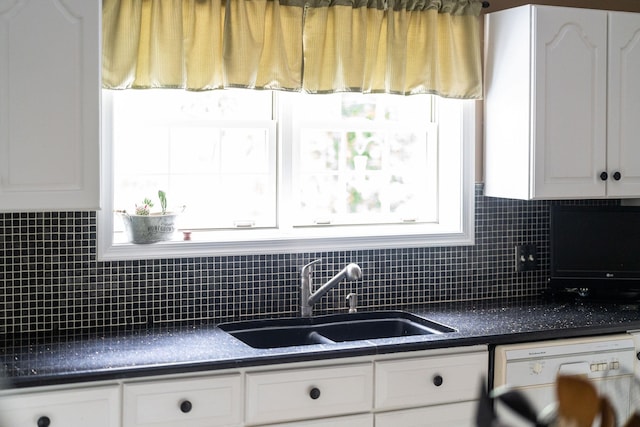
[[118, 190, 184, 244]]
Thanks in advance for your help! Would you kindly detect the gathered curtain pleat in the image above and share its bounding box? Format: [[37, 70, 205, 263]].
[[102, 0, 482, 98]]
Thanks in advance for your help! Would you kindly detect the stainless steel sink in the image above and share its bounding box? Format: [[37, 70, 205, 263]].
[[218, 311, 455, 349]]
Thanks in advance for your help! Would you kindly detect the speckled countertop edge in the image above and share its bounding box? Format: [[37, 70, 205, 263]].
[[3, 297, 640, 388]]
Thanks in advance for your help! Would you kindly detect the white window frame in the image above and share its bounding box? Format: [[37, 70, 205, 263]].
[[97, 92, 476, 261]]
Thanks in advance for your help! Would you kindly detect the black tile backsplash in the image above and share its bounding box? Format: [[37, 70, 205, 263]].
[[0, 184, 616, 334]]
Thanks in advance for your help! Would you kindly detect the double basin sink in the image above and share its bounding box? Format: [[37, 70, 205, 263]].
[[219, 311, 456, 349]]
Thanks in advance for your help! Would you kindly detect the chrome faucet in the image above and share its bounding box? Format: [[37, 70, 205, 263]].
[[300, 259, 362, 317]]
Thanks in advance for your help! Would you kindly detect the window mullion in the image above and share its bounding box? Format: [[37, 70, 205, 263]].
[[277, 92, 295, 234]]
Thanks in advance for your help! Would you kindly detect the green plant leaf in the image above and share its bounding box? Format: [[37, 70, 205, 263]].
[[158, 190, 167, 214]]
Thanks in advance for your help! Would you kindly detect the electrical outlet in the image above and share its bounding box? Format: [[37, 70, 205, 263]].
[[515, 245, 537, 272]]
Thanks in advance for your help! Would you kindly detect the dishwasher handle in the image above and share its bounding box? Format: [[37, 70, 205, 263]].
[[557, 362, 591, 377]]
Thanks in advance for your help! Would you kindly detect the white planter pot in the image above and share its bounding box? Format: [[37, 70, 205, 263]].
[[119, 212, 179, 244]]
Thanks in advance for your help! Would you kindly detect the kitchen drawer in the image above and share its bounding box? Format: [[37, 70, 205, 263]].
[[375, 351, 487, 410], [245, 363, 373, 425], [123, 374, 243, 427], [261, 413, 373, 427], [0, 385, 120, 427], [375, 401, 477, 427]]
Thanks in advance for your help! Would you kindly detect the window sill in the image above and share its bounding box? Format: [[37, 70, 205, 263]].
[[99, 189, 475, 260], [98, 229, 475, 261]]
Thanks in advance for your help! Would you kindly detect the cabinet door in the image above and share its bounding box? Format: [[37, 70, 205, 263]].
[[0, 0, 100, 211], [607, 12, 640, 197], [260, 413, 373, 427], [245, 363, 373, 426], [123, 374, 243, 427], [532, 6, 607, 199], [0, 385, 120, 427], [375, 401, 477, 427], [483, 5, 536, 200], [375, 351, 487, 411]]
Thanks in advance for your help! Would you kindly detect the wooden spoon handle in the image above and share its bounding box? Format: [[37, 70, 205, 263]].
[[623, 413, 640, 427], [599, 396, 616, 427], [556, 375, 600, 427]]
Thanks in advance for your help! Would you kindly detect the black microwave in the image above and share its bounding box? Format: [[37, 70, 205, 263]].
[[550, 205, 640, 296]]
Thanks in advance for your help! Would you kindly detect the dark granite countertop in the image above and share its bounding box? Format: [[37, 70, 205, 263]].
[[3, 297, 640, 388]]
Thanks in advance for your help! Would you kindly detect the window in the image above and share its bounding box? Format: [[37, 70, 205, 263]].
[[289, 94, 438, 226], [110, 90, 277, 231], [98, 90, 475, 260]]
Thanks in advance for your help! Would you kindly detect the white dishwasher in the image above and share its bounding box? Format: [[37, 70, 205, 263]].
[[493, 334, 638, 426]]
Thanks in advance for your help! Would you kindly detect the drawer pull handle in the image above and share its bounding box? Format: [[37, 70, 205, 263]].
[[433, 374, 444, 387], [37, 416, 51, 427], [309, 387, 321, 400], [180, 400, 193, 413]]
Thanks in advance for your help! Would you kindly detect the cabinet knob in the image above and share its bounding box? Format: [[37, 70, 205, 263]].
[[180, 400, 193, 413], [37, 416, 51, 427], [600, 172, 608, 181], [613, 171, 622, 181], [433, 374, 444, 387], [309, 387, 321, 400]]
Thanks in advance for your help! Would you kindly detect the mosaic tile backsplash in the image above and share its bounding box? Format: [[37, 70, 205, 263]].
[[0, 184, 615, 334]]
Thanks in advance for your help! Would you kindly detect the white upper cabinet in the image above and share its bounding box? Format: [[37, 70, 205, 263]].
[[0, 0, 100, 211], [607, 12, 640, 197], [484, 5, 640, 200]]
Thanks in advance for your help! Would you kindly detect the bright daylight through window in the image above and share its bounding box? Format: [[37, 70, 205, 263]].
[[99, 90, 475, 260]]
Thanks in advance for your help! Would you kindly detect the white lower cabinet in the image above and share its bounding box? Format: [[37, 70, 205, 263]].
[[0, 384, 120, 427], [246, 346, 487, 427], [375, 351, 488, 411], [0, 345, 487, 427], [245, 363, 373, 426], [375, 401, 478, 427], [122, 374, 243, 427], [258, 413, 373, 427]]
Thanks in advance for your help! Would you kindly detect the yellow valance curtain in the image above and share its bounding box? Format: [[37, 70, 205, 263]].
[[102, 0, 483, 98]]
